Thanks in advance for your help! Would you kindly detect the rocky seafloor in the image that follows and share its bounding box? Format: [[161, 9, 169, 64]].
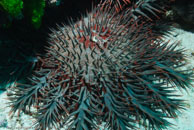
[[0, 28, 194, 130]]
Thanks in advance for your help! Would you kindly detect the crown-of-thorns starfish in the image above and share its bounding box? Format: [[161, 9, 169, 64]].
[[7, 4, 194, 130]]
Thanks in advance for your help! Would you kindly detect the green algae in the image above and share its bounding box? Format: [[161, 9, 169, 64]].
[[0, 0, 23, 17]]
